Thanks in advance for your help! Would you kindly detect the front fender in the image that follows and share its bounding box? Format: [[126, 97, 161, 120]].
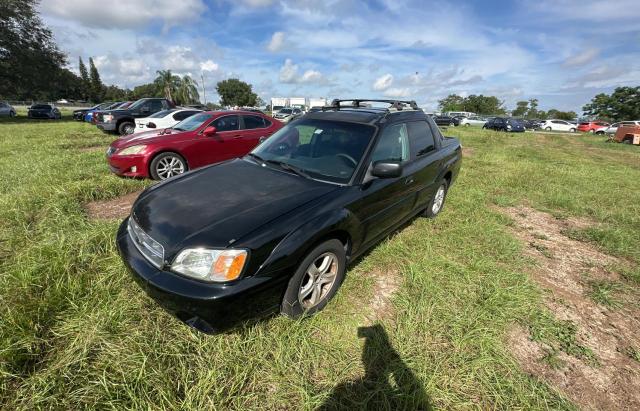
[[257, 208, 362, 276]]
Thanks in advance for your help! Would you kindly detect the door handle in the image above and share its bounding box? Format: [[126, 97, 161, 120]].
[[404, 177, 414, 185]]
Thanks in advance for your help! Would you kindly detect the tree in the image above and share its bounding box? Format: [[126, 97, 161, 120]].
[[78, 57, 90, 100], [464, 95, 505, 115], [131, 82, 163, 100], [527, 98, 539, 119], [582, 87, 640, 121], [216, 79, 258, 107], [437, 94, 465, 112], [0, 0, 66, 99], [175, 75, 199, 105], [512, 101, 529, 117], [154, 70, 180, 102], [547, 109, 577, 121], [88, 57, 103, 102]]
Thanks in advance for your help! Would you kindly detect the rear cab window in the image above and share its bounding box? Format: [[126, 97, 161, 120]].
[[407, 121, 436, 157]]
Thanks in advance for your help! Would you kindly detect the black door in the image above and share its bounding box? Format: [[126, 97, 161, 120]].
[[406, 120, 443, 210]]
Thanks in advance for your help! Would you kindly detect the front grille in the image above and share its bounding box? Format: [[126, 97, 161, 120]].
[[127, 217, 164, 268]]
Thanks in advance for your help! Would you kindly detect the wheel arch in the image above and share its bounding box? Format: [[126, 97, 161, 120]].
[[148, 149, 190, 176]]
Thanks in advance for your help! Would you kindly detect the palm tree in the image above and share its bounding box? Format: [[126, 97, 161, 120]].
[[175, 75, 200, 105], [154, 70, 180, 102]]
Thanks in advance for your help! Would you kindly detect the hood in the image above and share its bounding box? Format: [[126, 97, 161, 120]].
[[131, 159, 337, 257], [110, 129, 184, 148]]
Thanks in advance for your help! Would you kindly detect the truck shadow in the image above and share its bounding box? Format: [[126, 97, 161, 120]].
[[318, 324, 432, 411]]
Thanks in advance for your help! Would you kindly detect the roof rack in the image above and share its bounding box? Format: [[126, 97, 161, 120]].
[[324, 99, 420, 111]]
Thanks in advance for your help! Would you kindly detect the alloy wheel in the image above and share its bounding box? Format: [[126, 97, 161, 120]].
[[156, 156, 185, 179], [432, 184, 446, 215], [298, 252, 339, 309], [123, 124, 135, 135]]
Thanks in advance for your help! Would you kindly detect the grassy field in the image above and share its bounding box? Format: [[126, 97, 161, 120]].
[[0, 115, 639, 409]]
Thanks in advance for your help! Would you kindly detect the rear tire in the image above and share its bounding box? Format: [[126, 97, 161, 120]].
[[589, 129, 594, 133], [425, 180, 449, 218], [545, 127, 552, 131], [570, 128, 576, 133], [149, 152, 187, 180], [281, 239, 346, 318], [465, 123, 470, 127], [9, 111, 15, 117], [118, 121, 135, 135]]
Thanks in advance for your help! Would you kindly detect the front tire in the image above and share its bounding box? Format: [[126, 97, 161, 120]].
[[9, 111, 15, 117], [281, 239, 346, 318], [464, 123, 470, 127], [118, 121, 135, 135], [570, 128, 576, 133], [425, 180, 449, 218], [545, 127, 552, 131], [149, 152, 187, 180]]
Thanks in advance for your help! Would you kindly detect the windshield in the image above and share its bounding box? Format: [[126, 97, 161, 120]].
[[172, 113, 213, 131], [279, 108, 293, 114], [31, 104, 51, 109], [508, 119, 523, 125], [150, 109, 177, 118], [250, 119, 376, 184], [128, 99, 149, 110]]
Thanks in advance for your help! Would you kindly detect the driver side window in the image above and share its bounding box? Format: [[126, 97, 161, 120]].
[[370, 123, 409, 164]]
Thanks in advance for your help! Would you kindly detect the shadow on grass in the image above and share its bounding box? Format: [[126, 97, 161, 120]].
[[0, 116, 79, 124], [319, 324, 431, 410]]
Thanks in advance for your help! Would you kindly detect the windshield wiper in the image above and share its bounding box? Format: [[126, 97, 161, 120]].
[[246, 152, 265, 164], [265, 160, 311, 179]]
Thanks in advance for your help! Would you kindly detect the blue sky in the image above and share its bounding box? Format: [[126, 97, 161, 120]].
[[40, 0, 640, 112]]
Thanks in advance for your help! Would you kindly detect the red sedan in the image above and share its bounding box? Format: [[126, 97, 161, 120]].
[[577, 121, 609, 133], [106, 111, 282, 180]]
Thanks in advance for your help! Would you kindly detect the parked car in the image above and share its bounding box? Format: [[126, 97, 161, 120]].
[[273, 107, 303, 123], [595, 121, 640, 135], [522, 119, 542, 130], [107, 110, 281, 180], [0, 102, 16, 117], [307, 106, 324, 114], [186, 104, 208, 110], [577, 121, 610, 133], [27, 104, 61, 119], [83, 102, 121, 122], [433, 115, 459, 127], [97, 98, 175, 135], [538, 119, 577, 132], [73, 104, 102, 121], [115, 99, 462, 333], [483, 117, 526, 132], [457, 116, 486, 127], [134, 108, 202, 133]]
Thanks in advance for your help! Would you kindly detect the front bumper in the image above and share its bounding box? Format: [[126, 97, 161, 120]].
[[107, 153, 150, 178], [98, 122, 117, 132], [116, 219, 288, 333]]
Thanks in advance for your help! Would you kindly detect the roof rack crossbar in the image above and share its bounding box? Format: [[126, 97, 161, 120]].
[[325, 99, 419, 111]]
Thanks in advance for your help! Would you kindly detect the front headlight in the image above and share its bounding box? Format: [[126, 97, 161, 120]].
[[171, 248, 248, 282], [118, 145, 147, 155], [104, 114, 114, 122], [507, 124, 512, 129]]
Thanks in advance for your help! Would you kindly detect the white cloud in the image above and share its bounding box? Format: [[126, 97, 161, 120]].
[[267, 32, 285, 52], [383, 88, 411, 98], [372, 74, 393, 91], [563, 48, 599, 67], [279, 59, 325, 84], [40, 0, 206, 30], [200, 60, 219, 72], [240, 0, 275, 7], [93, 54, 151, 84]]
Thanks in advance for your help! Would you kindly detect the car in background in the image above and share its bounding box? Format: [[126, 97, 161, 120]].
[[73, 104, 103, 121], [457, 116, 486, 127], [577, 121, 610, 133], [483, 117, 526, 132], [538, 119, 577, 132], [97, 98, 175, 135], [115, 99, 462, 333], [433, 115, 459, 127], [273, 107, 303, 123], [134, 108, 202, 133], [595, 121, 640, 135], [84, 102, 121, 122], [106, 110, 282, 180], [522, 119, 542, 130], [307, 106, 324, 114], [27, 104, 61, 119], [0, 102, 16, 117], [186, 104, 208, 110]]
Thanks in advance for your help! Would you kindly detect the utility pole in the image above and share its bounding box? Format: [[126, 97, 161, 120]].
[[200, 72, 206, 104]]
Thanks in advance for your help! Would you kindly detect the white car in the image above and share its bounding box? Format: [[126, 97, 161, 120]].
[[538, 119, 577, 132], [134, 108, 202, 133], [273, 107, 303, 123], [595, 121, 640, 135], [458, 116, 487, 127]]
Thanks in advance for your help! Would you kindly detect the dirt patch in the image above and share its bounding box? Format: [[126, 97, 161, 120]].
[[502, 206, 640, 410], [462, 147, 474, 158], [362, 268, 401, 323], [85, 191, 142, 221]]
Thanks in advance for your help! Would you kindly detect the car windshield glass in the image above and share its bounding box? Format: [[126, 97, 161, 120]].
[[508, 119, 523, 125], [128, 99, 149, 110], [31, 104, 51, 109], [150, 109, 177, 118], [279, 108, 292, 114], [172, 113, 213, 131], [250, 119, 375, 184]]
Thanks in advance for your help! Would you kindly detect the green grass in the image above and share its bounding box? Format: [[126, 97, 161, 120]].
[[0, 120, 638, 409]]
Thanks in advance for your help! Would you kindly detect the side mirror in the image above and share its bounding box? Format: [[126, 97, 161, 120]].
[[371, 161, 402, 179], [203, 126, 217, 136]]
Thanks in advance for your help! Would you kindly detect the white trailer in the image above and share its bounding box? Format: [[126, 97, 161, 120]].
[[308, 98, 327, 108], [289, 97, 307, 110], [270, 97, 288, 115]]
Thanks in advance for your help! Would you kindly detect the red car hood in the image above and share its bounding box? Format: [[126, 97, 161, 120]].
[[111, 129, 188, 149]]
